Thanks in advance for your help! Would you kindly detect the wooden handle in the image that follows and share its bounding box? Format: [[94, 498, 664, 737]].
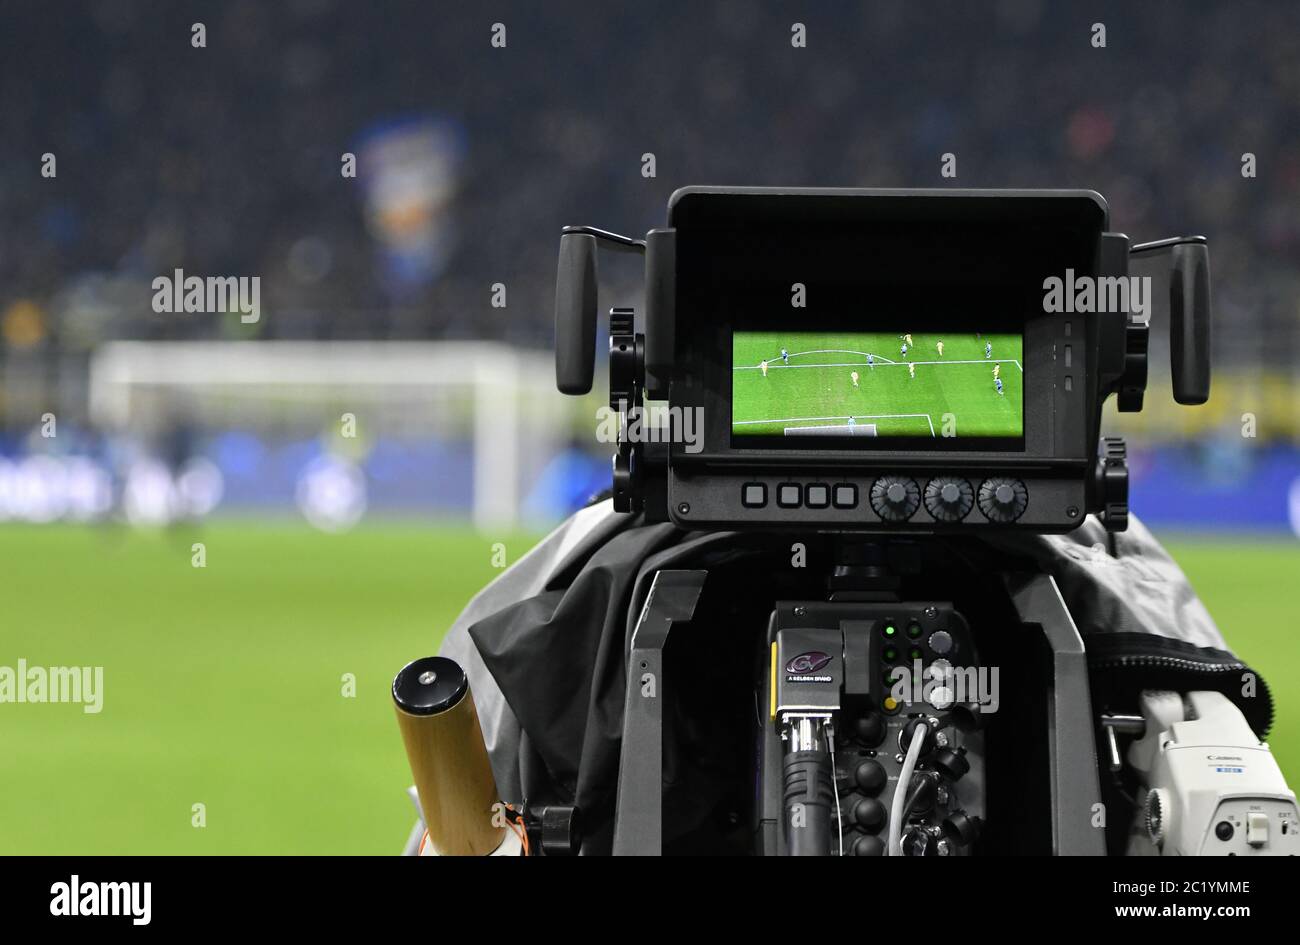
[[393, 657, 506, 856]]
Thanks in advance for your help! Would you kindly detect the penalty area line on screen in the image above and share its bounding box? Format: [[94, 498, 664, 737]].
[[733, 413, 936, 437]]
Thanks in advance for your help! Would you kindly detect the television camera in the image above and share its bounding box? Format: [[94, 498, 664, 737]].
[[394, 188, 1295, 856]]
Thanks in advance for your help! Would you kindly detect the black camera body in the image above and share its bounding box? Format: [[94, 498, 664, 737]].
[[429, 186, 1228, 857], [555, 187, 1210, 534]]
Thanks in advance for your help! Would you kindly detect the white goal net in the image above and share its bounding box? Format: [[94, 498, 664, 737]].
[[87, 341, 567, 529]]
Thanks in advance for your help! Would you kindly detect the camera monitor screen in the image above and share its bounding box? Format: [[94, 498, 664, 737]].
[[732, 330, 1023, 441]]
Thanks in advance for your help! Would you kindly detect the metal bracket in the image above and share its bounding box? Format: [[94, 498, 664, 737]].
[[1004, 572, 1107, 855], [560, 225, 646, 254], [611, 569, 707, 855]]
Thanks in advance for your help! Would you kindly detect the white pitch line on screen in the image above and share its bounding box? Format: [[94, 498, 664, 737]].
[[755, 349, 898, 365], [733, 413, 936, 437]]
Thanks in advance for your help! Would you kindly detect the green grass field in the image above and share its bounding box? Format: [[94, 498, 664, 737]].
[[0, 522, 1295, 853], [733, 330, 1023, 438], [0, 520, 542, 855]]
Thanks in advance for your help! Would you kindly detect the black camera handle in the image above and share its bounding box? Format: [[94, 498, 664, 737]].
[[554, 227, 644, 396], [1129, 236, 1211, 407]]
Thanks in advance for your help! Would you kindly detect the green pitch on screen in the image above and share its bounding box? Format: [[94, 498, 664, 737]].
[[732, 331, 1023, 438]]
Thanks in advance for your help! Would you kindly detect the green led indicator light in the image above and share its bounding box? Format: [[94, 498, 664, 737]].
[[907, 623, 923, 639], [883, 646, 898, 662], [908, 647, 923, 662], [883, 624, 898, 637]]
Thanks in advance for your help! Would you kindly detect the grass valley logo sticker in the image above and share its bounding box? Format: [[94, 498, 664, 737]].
[[786, 650, 833, 682]]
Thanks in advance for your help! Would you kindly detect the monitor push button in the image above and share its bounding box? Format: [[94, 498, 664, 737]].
[[777, 483, 802, 508], [741, 483, 767, 508], [832, 484, 858, 508], [805, 483, 830, 508]]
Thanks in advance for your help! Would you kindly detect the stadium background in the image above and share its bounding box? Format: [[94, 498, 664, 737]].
[[1, 1, 1297, 853]]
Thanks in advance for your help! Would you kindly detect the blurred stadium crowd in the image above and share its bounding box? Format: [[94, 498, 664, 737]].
[[0, 0, 1296, 528]]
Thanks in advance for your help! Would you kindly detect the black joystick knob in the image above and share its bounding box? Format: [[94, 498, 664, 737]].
[[851, 834, 886, 856], [854, 759, 887, 795], [855, 713, 885, 748], [853, 797, 887, 831], [977, 477, 1028, 523], [870, 476, 920, 522], [924, 477, 974, 522]]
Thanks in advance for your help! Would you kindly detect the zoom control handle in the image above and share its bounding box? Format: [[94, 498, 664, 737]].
[[554, 226, 654, 396], [1128, 236, 1212, 408]]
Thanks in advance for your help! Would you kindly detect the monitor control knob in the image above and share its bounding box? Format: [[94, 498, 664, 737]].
[[854, 759, 887, 795], [851, 834, 886, 856], [870, 476, 920, 522], [978, 477, 1028, 523], [924, 477, 974, 522], [854, 712, 886, 748], [853, 796, 888, 831]]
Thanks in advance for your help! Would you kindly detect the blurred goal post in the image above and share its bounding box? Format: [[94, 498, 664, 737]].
[[87, 341, 566, 529]]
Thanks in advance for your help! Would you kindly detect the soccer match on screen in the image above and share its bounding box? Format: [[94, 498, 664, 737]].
[[732, 330, 1024, 438]]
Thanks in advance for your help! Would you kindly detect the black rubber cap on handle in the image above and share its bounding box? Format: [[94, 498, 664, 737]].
[[392, 656, 468, 716]]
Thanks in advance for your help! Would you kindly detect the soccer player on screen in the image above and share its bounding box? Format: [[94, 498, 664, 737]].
[[936, 340, 944, 356], [780, 347, 789, 364], [908, 363, 916, 380], [904, 333, 914, 348], [995, 377, 1004, 396], [901, 342, 908, 358], [867, 353, 874, 370], [760, 359, 768, 377], [993, 363, 1000, 379], [985, 341, 992, 359], [851, 370, 860, 387], [847, 416, 857, 431]]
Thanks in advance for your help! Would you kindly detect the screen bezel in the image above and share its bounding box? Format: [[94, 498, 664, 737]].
[[666, 188, 1106, 467]]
